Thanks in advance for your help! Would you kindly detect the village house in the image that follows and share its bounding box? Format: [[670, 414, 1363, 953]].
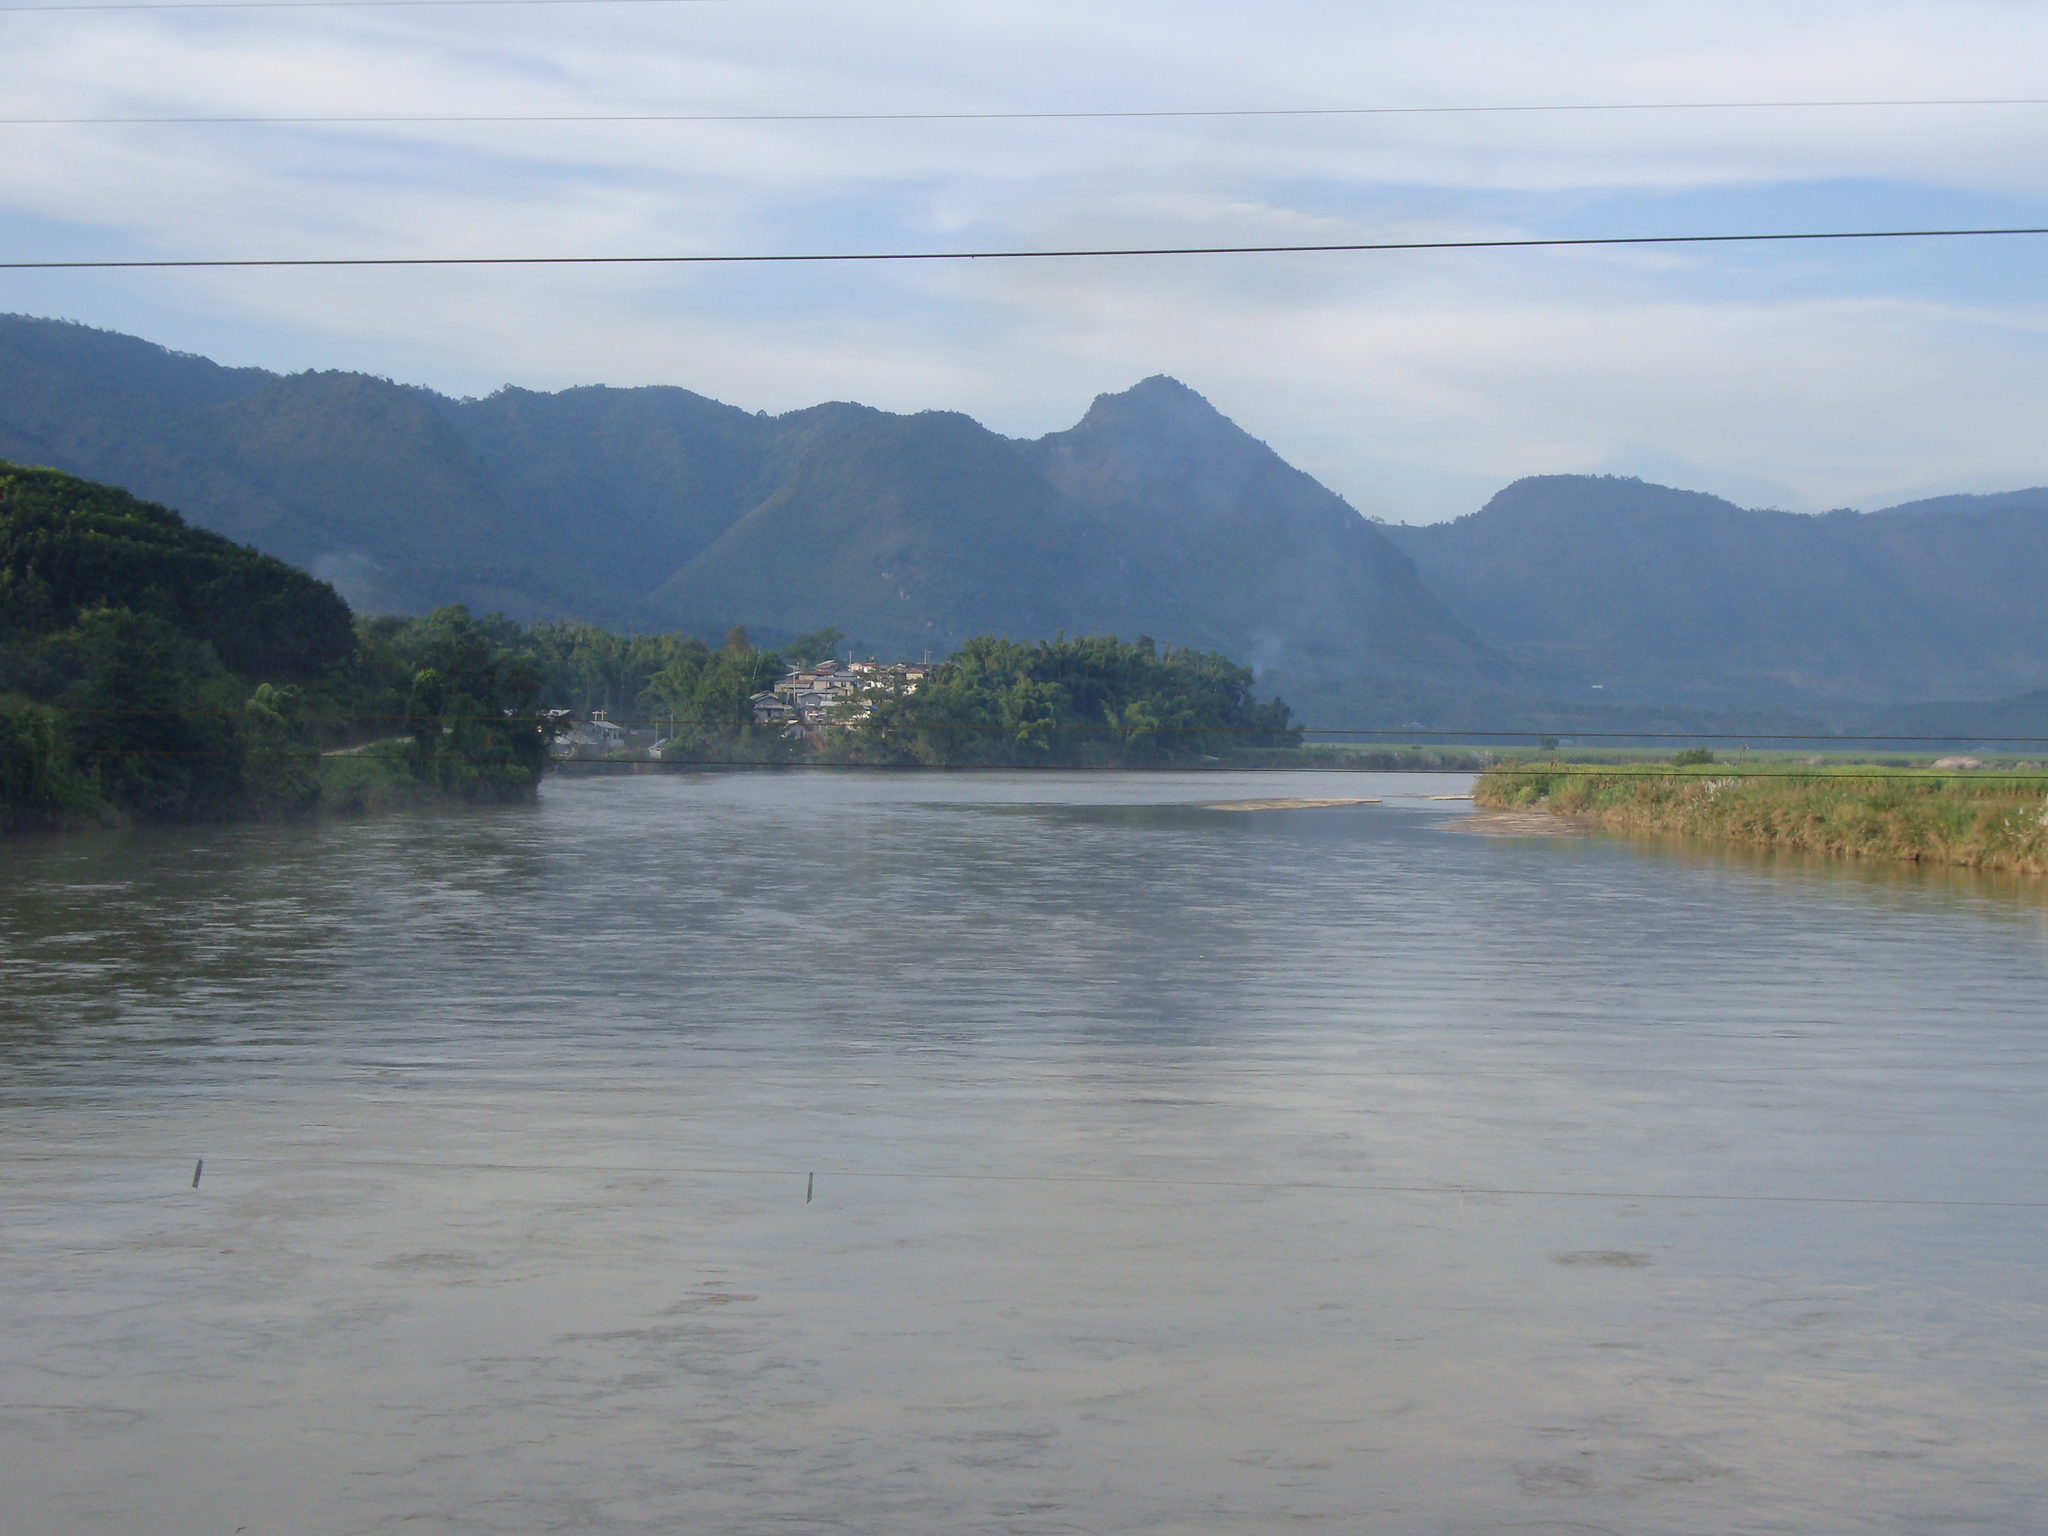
[[551, 710, 629, 757], [754, 658, 936, 731]]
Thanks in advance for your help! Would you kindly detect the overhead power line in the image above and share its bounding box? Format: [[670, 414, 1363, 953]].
[[8, 97, 2048, 126], [6, 223, 2048, 271]]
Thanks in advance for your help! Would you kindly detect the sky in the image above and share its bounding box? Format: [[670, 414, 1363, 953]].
[[2, 0, 2046, 521]]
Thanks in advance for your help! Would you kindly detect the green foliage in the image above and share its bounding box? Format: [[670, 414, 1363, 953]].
[[1672, 747, 1716, 765], [0, 453, 1316, 828], [0, 462, 562, 830], [0, 460, 354, 677], [62, 606, 244, 820], [1475, 760, 2048, 875], [782, 627, 844, 668], [519, 619, 709, 719], [835, 633, 1298, 767], [643, 643, 792, 762], [336, 606, 795, 772], [0, 699, 101, 832], [0, 460, 366, 828], [341, 606, 555, 799], [242, 682, 321, 816]]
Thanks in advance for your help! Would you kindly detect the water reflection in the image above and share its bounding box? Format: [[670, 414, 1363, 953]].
[[3, 771, 2046, 1534]]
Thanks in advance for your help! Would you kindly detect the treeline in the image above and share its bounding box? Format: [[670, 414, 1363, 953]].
[[471, 624, 1298, 766], [830, 634, 1299, 766], [402, 623, 1298, 768], [3, 459, 1301, 832], [0, 463, 554, 830]]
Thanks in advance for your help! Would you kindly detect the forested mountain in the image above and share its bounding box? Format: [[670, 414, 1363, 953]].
[[11, 311, 2045, 719], [0, 320, 583, 619], [649, 378, 1493, 683], [1382, 476, 2048, 707], [0, 313, 1496, 694]]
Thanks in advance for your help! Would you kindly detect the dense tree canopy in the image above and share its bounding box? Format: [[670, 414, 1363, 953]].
[[0, 462, 1303, 832], [0, 462, 355, 677], [841, 634, 1298, 766], [0, 461, 358, 828], [0, 466, 551, 829]]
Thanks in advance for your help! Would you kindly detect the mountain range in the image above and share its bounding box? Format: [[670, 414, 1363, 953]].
[[0, 313, 1492, 695], [3, 311, 2045, 725], [1383, 477, 2048, 708]]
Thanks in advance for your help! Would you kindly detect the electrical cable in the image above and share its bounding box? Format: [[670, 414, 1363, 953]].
[[7, 224, 2048, 271]]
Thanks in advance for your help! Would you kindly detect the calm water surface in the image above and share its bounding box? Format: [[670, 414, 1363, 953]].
[[3, 770, 2046, 1535]]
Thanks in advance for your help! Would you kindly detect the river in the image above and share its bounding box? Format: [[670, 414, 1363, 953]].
[[4, 770, 2046, 1534]]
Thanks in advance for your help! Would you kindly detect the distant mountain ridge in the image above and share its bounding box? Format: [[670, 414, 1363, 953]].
[[1382, 475, 2048, 707], [1867, 488, 2048, 517], [0, 313, 1496, 696], [7, 311, 2046, 721]]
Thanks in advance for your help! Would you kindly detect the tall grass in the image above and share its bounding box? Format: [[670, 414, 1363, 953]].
[[1474, 762, 2048, 875]]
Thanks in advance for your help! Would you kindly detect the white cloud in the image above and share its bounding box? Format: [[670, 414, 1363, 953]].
[[1, 0, 2045, 517]]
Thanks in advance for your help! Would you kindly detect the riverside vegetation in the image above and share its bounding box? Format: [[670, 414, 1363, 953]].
[[1477, 758, 2048, 875], [2, 460, 1301, 832], [0, 462, 564, 830]]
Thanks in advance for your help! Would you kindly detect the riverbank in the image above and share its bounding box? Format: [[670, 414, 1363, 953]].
[[1475, 762, 2048, 875]]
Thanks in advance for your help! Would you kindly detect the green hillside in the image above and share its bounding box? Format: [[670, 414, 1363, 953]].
[[0, 462, 559, 830], [0, 461, 353, 827], [0, 459, 354, 677]]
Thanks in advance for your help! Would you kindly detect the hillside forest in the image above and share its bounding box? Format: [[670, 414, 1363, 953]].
[[1, 460, 1301, 832]]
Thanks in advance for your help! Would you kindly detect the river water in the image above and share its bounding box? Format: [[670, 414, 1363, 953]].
[[3, 770, 2046, 1535]]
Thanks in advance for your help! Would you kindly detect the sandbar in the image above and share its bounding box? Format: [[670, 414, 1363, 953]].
[[1203, 797, 1382, 811]]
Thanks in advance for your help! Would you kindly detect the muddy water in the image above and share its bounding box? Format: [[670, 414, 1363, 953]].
[[3, 770, 2045, 1535]]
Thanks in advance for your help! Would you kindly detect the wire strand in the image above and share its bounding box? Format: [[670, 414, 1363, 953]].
[[7, 224, 2048, 271]]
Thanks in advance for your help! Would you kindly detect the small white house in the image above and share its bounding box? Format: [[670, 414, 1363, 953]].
[[566, 716, 627, 751]]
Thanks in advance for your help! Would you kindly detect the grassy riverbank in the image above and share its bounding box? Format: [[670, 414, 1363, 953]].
[[1475, 761, 2048, 875]]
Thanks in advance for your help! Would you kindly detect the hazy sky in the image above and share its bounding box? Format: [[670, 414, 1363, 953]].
[[3, 0, 2046, 520]]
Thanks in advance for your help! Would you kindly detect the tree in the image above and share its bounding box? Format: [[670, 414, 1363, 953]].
[[783, 627, 844, 668], [839, 633, 1298, 767], [65, 607, 241, 820], [241, 682, 321, 815]]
